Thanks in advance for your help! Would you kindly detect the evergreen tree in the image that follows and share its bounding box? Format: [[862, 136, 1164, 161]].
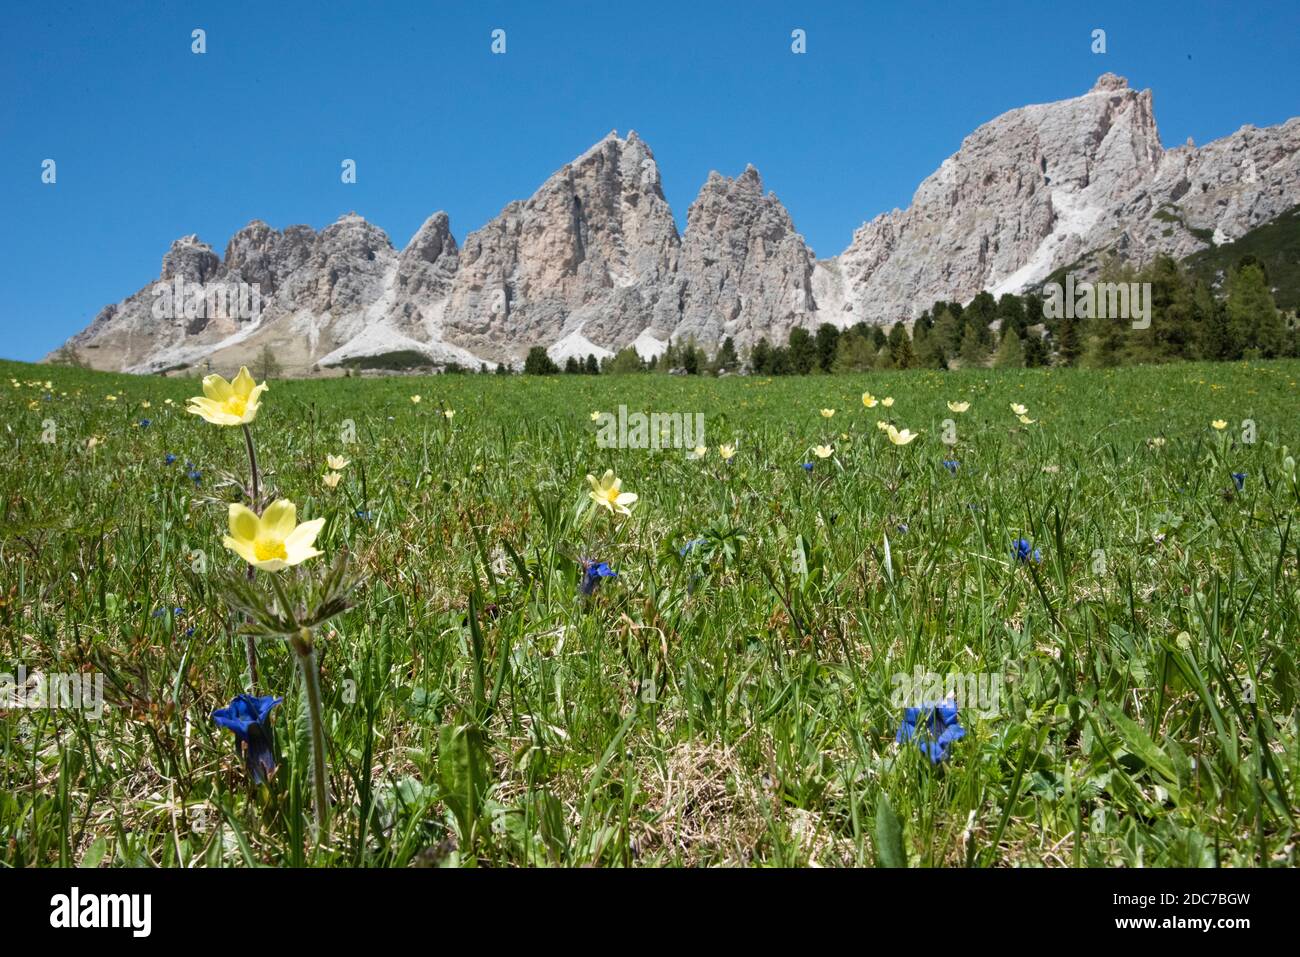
[[606, 347, 645, 374], [959, 324, 989, 367], [1227, 262, 1284, 357], [788, 327, 817, 374], [932, 308, 961, 357], [523, 346, 559, 375], [831, 329, 875, 372], [585, 354, 600, 374], [992, 327, 1025, 368], [814, 323, 840, 372], [1056, 316, 1081, 366], [563, 356, 580, 374], [1023, 331, 1048, 368], [887, 321, 916, 368], [715, 336, 740, 373]]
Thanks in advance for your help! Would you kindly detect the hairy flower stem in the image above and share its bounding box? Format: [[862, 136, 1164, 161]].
[[242, 423, 262, 690], [292, 628, 330, 845]]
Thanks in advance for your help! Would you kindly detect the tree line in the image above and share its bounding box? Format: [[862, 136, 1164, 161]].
[[503, 253, 1298, 375]]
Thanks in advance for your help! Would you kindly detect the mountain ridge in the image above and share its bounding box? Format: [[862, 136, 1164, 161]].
[[54, 74, 1300, 375]]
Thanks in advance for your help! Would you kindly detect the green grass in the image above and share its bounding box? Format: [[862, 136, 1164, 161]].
[[2, 357, 1299, 867]]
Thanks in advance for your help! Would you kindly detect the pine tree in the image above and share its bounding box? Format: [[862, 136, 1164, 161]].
[[992, 328, 1025, 368], [814, 323, 840, 372], [959, 324, 988, 367], [749, 337, 772, 374], [523, 347, 559, 375], [832, 330, 875, 372], [788, 327, 817, 374], [715, 336, 739, 373], [1227, 262, 1284, 357]]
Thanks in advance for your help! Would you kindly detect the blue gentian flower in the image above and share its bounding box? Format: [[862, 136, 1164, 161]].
[[212, 694, 283, 784], [1011, 538, 1041, 564], [1232, 472, 1246, 491], [943, 459, 959, 475], [139, 418, 151, 428], [679, 537, 707, 557], [355, 509, 372, 522], [579, 559, 617, 596], [165, 453, 177, 465], [896, 700, 966, 764], [801, 462, 815, 471]]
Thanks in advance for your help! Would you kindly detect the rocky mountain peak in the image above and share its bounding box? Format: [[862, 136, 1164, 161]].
[[1091, 72, 1129, 93], [52, 76, 1300, 375]]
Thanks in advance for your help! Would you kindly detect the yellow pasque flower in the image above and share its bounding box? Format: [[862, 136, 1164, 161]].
[[104, 394, 117, 403], [881, 397, 894, 408], [587, 469, 638, 516], [1018, 414, 1036, 425], [876, 420, 890, 431], [589, 411, 601, 421], [223, 500, 324, 572], [187, 367, 268, 426], [1147, 437, 1166, 449], [1211, 419, 1227, 430], [140, 401, 151, 409], [1011, 403, 1028, 416], [862, 392, 878, 408], [812, 445, 834, 459], [444, 409, 455, 419], [322, 471, 343, 489], [947, 401, 970, 413], [820, 408, 835, 418], [411, 394, 422, 404], [886, 425, 919, 446], [326, 454, 350, 470], [689, 445, 708, 459], [719, 444, 737, 461]]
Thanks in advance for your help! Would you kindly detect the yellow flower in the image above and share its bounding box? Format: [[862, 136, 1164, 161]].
[[104, 394, 117, 403], [1018, 414, 1036, 425], [881, 397, 894, 408], [862, 392, 878, 408], [186, 367, 268, 426], [589, 410, 601, 421], [140, 400, 151, 409], [689, 445, 708, 459], [812, 444, 834, 458], [1011, 403, 1028, 416], [887, 425, 919, 446], [947, 401, 970, 413], [222, 500, 324, 572], [719, 444, 737, 461], [326, 454, 350, 470], [322, 471, 343, 489], [1147, 437, 1166, 448], [1211, 419, 1227, 430], [820, 408, 835, 418], [164, 398, 174, 406], [876, 420, 890, 431], [444, 409, 455, 419], [410, 395, 422, 404], [587, 469, 638, 516]]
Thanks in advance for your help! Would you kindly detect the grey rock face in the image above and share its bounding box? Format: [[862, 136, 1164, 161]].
[[52, 75, 1300, 375], [440, 131, 682, 362], [674, 165, 818, 352]]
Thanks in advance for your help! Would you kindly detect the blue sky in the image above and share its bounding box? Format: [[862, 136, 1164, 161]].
[[2, 0, 1297, 362]]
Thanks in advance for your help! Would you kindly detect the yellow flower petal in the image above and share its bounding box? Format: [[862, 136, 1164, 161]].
[[261, 500, 297, 538]]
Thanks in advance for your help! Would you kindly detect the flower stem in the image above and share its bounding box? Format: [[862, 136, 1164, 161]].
[[294, 629, 330, 845], [242, 423, 262, 691]]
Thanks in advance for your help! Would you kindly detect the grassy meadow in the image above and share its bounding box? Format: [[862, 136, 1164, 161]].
[[2, 356, 1298, 867]]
